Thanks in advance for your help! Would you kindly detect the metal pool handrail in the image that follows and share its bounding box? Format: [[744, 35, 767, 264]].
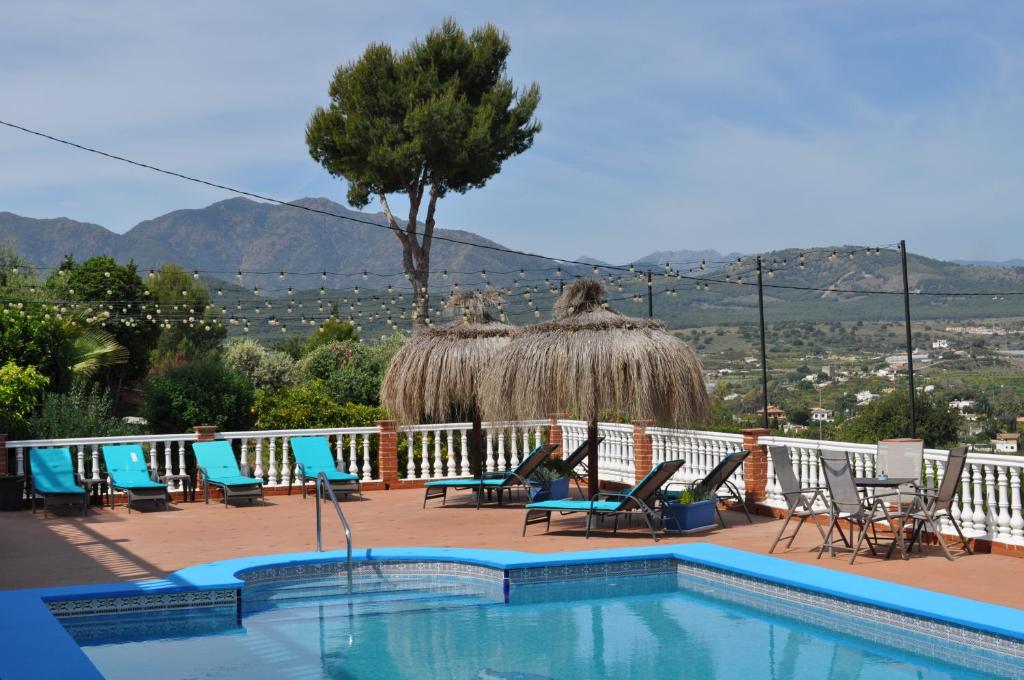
[[315, 472, 353, 591]]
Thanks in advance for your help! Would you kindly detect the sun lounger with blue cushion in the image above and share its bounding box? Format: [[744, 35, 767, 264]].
[[289, 436, 362, 500], [101, 444, 169, 513], [192, 440, 265, 508], [523, 458, 686, 541], [423, 443, 559, 509], [664, 450, 751, 528], [29, 447, 88, 518]]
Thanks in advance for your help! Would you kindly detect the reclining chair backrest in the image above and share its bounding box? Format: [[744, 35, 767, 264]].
[[102, 444, 155, 487], [29, 447, 80, 494], [561, 437, 606, 471], [693, 450, 750, 496], [290, 436, 338, 476], [510, 444, 559, 480], [934, 446, 968, 514], [192, 441, 242, 479], [621, 459, 686, 510]]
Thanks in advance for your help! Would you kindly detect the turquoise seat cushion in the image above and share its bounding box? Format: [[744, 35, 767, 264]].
[[424, 477, 509, 488], [205, 474, 263, 487], [298, 465, 359, 482], [109, 469, 165, 489], [525, 499, 623, 512]]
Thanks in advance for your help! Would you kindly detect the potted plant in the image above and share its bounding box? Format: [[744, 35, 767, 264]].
[[662, 486, 718, 534], [528, 458, 573, 502]]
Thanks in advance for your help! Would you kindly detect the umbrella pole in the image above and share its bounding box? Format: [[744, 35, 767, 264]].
[[587, 418, 599, 499], [470, 412, 484, 480]]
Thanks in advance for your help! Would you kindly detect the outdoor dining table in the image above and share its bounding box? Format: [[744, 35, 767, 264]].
[[853, 477, 917, 560]]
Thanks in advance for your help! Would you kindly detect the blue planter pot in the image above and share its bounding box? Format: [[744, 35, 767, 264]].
[[528, 477, 570, 502], [662, 499, 717, 534]]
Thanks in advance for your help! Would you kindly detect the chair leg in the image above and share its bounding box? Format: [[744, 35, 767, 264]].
[[716, 505, 727, 529], [928, 517, 956, 561], [818, 514, 839, 559], [850, 520, 871, 564], [769, 503, 800, 554], [644, 512, 659, 542]]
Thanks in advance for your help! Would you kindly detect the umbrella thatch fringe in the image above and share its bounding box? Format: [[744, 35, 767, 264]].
[[380, 291, 513, 424], [480, 279, 708, 426]]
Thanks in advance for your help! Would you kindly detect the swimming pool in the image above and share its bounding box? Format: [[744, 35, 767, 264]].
[[5, 545, 1024, 679]]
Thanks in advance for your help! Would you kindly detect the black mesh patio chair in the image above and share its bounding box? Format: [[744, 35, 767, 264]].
[[560, 437, 604, 497], [767, 445, 830, 553], [666, 450, 752, 528], [818, 449, 908, 564], [905, 446, 972, 560]]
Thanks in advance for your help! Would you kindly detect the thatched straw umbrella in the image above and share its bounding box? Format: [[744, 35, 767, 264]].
[[380, 291, 513, 478], [480, 279, 708, 497]]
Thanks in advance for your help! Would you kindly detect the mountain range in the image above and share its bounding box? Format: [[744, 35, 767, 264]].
[[4, 197, 1024, 326]]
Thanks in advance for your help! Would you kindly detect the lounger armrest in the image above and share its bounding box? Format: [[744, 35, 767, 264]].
[[482, 471, 508, 479], [591, 492, 629, 501], [297, 463, 306, 480]]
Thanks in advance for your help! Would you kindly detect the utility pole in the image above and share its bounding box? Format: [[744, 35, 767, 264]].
[[647, 271, 654, 318], [900, 240, 917, 437], [757, 256, 770, 429]]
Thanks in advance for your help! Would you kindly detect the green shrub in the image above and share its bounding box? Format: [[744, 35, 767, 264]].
[[0, 362, 49, 438], [30, 382, 139, 439], [300, 342, 352, 381], [141, 360, 255, 434], [254, 380, 385, 430], [222, 338, 296, 391], [325, 335, 405, 406]]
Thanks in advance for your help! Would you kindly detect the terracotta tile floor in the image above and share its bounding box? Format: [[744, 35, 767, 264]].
[[2, 488, 1021, 609]]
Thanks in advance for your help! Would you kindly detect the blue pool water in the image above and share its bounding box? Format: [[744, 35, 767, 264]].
[[67, 571, 1023, 680]]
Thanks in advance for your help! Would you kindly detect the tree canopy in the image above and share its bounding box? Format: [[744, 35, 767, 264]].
[[306, 18, 540, 323], [836, 389, 961, 448]]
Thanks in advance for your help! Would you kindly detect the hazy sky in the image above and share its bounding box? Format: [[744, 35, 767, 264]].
[[2, 1, 1023, 263]]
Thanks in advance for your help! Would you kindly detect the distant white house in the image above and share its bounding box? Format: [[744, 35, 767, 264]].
[[923, 384, 936, 393], [949, 398, 975, 413], [723, 393, 740, 401], [932, 339, 949, 350], [855, 390, 878, 405], [992, 432, 1020, 454], [810, 408, 834, 423]]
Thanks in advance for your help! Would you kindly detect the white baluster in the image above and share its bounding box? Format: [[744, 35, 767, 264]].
[[510, 426, 521, 468], [89, 445, 99, 482], [281, 438, 291, 488], [934, 460, 952, 534], [76, 445, 86, 481], [362, 434, 372, 481], [446, 428, 456, 478], [459, 429, 469, 477], [485, 431, 495, 473], [254, 439, 265, 481], [239, 439, 250, 477], [148, 442, 158, 473], [984, 464, 998, 539], [268, 437, 278, 486], [497, 431, 507, 470], [400, 431, 411, 477], [177, 442, 187, 486], [421, 431, 431, 478], [521, 426, 530, 456], [16, 447, 24, 476], [163, 441, 173, 479], [534, 425, 543, 451], [996, 465, 1012, 542], [972, 463, 987, 537], [348, 435, 359, 476], [1009, 466, 1024, 542]]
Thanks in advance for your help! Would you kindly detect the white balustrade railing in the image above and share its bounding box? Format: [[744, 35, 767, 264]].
[[7, 433, 198, 491], [648, 428, 746, 493], [397, 420, 547, 480], [219, 427, 380, 487], [556, 420, 636, 485], [759, 435, 1024, 545]]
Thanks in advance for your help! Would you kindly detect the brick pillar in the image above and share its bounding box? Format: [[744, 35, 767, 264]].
[[0, 433, 7, 477], [193, 425, 217, 442], [633, 420, 654, 485], [741, 427, 771, 510], [548, 414, 565, 458], [376, 420, 399, 487]]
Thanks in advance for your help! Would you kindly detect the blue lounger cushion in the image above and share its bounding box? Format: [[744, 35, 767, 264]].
[[101, 445, 166, 489], [524, 499, 623, 513], [289, 437, 359, 481], [192, 441, 263, 486], [424, 478, 510, 488], [29, 448, 85, 495]]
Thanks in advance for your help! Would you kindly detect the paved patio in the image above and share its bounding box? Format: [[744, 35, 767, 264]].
[[1, 488, 1020, 609]]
